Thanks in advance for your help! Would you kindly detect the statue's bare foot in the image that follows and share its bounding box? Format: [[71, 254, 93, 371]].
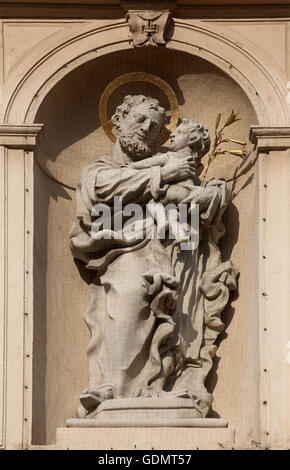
[[80, 385, 114, 413]]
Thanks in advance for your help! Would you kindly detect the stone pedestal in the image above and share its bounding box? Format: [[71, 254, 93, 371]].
[[66, 398, 228, 428], [56, 427, 235, 450]]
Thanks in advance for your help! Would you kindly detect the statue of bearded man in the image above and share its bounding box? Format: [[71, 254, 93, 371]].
[[70, 95, 237, 422]]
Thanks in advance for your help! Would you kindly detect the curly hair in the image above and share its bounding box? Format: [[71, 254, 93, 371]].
[[111, 95, 166, 135], [180, 119, 211, 158]]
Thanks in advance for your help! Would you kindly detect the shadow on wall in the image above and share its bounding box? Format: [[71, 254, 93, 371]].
[[203, 198, 239, 418], [205, 160, 257, 417], [32, 162, 72, 444]]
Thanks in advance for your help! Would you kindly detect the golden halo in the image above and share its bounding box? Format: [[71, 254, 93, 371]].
[[99, 72, 179, 145]]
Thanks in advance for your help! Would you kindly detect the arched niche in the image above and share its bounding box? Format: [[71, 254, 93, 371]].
[[31, 45, 260, 446]]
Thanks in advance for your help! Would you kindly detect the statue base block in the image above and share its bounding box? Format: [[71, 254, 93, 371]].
[[57, 426, 235, 450], [66, 398, 228, 428]]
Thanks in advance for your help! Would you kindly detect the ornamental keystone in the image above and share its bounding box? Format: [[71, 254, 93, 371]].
[[125, 10, 173, 47]]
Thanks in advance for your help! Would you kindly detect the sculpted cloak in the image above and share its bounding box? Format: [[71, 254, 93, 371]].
[[70, 151, 237, 416]]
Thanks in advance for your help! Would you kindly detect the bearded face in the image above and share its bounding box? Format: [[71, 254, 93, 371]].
[[113, 100, 165, 160], [118, 131, 152, 159]]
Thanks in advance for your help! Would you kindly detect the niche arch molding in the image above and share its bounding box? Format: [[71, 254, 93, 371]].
[[1, 19, 289, 127]]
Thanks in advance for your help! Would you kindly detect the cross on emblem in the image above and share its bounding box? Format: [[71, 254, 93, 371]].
[[126, 10, 172, 47], [143, 20, 159, 35]]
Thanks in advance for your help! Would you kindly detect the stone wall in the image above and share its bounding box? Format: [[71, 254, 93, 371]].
[[0, 2, 289, 450]]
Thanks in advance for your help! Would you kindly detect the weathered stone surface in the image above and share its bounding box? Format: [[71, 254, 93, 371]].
[[1, 6, 290, 450], [125, 10, 173, 47], [70, 94, 237, 425], [67, 397, 228, 427], [56, 426, 235, 450]]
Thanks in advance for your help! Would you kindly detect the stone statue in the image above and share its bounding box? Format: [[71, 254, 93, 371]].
[[69, 94, 237, 426]]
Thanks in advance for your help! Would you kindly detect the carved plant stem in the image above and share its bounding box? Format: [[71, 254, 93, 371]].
[[201, 110, 247, 187]]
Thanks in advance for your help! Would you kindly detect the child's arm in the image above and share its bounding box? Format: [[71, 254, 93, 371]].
[[166, 148, 195, 162], [128, 154, 167, 170]]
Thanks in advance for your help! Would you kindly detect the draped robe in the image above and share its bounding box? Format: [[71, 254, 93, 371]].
[[70, 150, 237, 416]]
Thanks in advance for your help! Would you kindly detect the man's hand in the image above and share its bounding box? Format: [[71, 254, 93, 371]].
[[161, 155, 196, 184]]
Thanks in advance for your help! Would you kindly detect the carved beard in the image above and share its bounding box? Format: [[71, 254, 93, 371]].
[[118, 131, 152, 160]]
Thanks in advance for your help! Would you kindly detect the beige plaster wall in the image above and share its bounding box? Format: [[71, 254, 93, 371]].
[[32, 47, 258, 445], [0, 10, 289, 449]]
